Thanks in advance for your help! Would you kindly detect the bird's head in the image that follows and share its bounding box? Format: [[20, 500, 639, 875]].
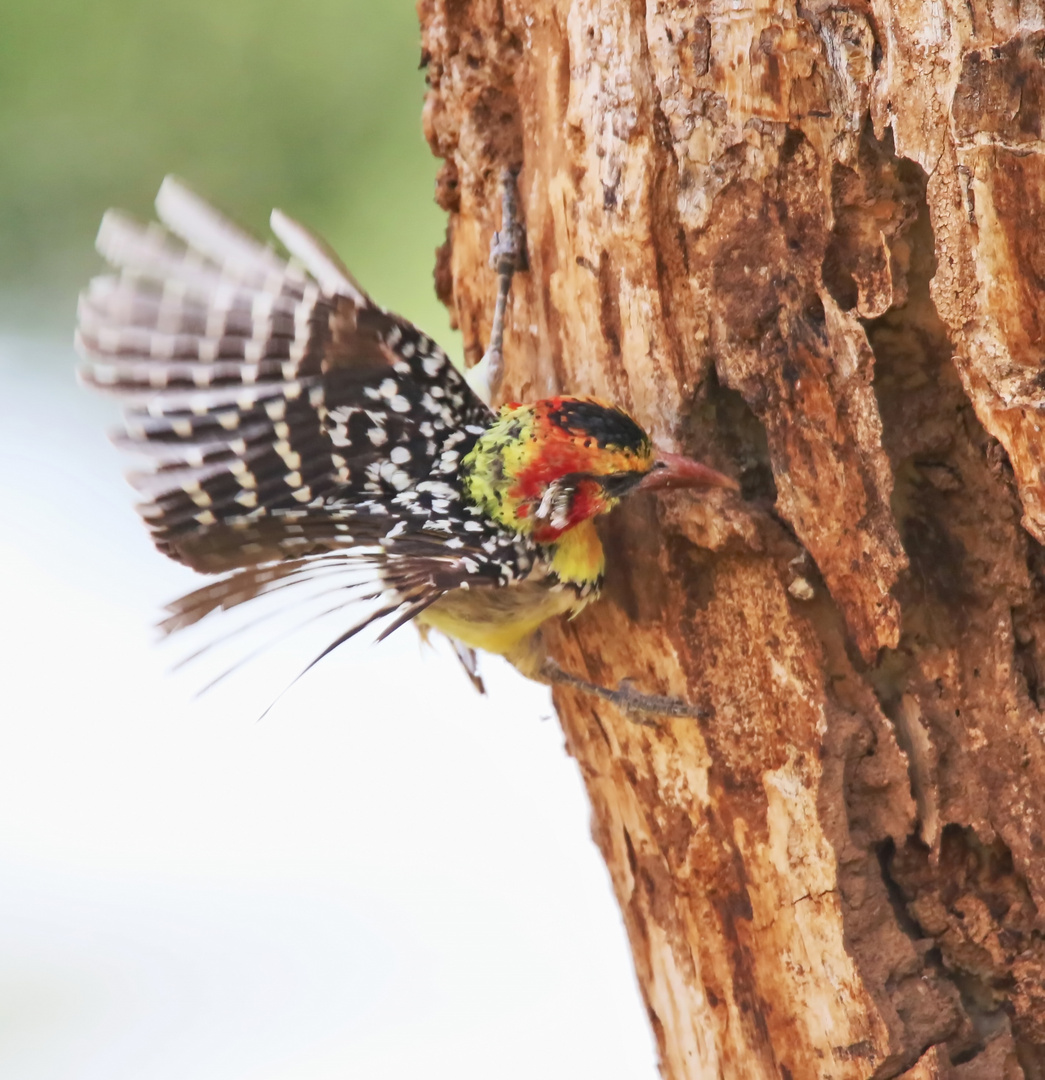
[[461, 396, 736, 543]]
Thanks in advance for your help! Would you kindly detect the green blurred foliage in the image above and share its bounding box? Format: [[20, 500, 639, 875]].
[[0, 0, 456, 353]]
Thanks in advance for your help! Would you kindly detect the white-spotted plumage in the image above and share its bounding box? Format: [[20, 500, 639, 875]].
[[77, 178, 542, 678]]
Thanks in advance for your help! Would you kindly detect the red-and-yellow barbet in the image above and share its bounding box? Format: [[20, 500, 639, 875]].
[[76, 175, 736, 717]]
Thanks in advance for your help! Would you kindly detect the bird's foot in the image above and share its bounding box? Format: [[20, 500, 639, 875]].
[[467, 169, 527, 407], [489, 168, 528, 278], [538, 659, 707, 727]]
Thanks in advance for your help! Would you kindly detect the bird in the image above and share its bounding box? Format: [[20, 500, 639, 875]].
[[76, 175, 737, 716]]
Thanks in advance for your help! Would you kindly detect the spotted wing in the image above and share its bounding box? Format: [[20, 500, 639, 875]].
[[77, 178, 535, 654]]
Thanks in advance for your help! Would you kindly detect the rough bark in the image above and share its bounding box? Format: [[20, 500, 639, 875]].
[[417, 0, 1045, 1076]]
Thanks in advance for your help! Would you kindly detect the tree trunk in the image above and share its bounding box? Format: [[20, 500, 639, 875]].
[[417, 1, 1045, 1076]]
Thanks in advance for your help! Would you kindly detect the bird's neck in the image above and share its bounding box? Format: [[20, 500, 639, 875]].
[[547, 518, 605, 588]]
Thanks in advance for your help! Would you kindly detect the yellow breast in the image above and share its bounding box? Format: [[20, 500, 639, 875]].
[[547, 518, 605, 586], [416, 579, 585, 658], [414, 519, 605, 668]]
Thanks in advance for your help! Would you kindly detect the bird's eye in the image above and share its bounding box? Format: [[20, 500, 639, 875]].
[[600, 471, 644, 498]]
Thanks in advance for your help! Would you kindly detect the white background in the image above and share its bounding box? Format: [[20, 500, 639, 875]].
[[0, 332, 658, 1077]]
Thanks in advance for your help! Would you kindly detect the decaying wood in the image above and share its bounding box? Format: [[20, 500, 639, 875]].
[[418, 0, 1045, 1075]]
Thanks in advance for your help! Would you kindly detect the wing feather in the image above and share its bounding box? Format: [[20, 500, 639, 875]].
[[79, 178, 537, 688]]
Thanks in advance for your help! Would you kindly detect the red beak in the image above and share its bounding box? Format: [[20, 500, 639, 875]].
[[638, 451, 739, 493]]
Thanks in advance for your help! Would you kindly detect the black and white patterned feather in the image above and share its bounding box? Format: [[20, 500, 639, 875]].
[[76, 178, 537, 666]]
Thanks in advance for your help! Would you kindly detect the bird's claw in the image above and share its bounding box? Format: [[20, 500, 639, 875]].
[[469, 169, 528, 408], [539, 660, 706, 726], [489, 168, 528, 276]]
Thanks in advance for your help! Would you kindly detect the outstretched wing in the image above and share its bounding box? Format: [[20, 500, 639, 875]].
[[76, 178, 535, 660]]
